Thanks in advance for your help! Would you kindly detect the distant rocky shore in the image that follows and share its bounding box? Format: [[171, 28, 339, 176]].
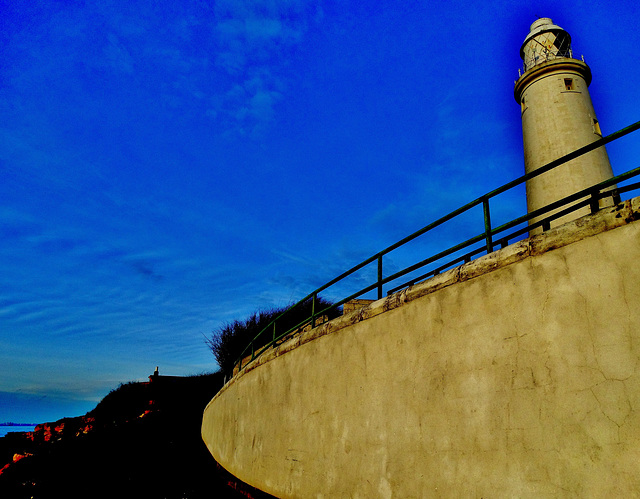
[[0, 372, 274, 499]]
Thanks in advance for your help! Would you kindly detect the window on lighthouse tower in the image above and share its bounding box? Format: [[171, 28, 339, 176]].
[[593, 118, 602, 136]]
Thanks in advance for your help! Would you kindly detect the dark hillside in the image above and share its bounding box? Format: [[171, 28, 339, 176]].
[[0, 373, 275, 499]]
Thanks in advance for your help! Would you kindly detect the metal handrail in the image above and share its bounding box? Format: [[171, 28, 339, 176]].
[[232, 120, 640, 375], [517, 50, 582, 78]]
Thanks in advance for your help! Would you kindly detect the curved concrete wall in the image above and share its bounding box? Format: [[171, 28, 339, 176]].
[[203, 198, 640, 498]]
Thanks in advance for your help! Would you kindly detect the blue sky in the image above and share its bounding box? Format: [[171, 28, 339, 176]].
[[1, 0, 639, 423]]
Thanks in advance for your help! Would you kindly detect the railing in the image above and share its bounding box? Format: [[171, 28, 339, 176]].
[[233, 120, 640, 376], [518, 49, 581, 77]]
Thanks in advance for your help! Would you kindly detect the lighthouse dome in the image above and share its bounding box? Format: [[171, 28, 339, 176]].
[[520, 18, 572, 70]]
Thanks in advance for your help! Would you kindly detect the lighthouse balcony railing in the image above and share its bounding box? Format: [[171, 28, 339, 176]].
[[519, 48, 580, 76], [231, 120, 640, 378]]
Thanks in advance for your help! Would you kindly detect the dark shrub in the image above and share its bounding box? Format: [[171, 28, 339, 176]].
[[207, 297, 339, 374]]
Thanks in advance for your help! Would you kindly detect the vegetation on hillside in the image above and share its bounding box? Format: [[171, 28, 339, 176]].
[[1, 299, 343, 498], [206, 297, 339, 373], [0, 373, 274, 499]]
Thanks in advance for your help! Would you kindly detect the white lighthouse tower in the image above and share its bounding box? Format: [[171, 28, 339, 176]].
[[514, 18, 614, 229]]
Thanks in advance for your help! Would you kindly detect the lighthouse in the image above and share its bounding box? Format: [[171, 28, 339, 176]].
[[514, 18, 614, 229]]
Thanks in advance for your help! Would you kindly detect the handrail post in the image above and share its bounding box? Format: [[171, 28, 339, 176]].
[[483, 197, 493, 254], [272, 320, 276, 342], [311, 293, 316, 328], [612, 188, 621, 205], [589, 188, 600, 214], [377, 255, 383, 299]]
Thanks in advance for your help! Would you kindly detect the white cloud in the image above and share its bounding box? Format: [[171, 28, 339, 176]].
[[208, 0, 317, 136]]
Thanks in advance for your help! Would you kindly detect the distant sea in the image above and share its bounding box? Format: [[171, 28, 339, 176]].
[[0, 425, 38, 438]]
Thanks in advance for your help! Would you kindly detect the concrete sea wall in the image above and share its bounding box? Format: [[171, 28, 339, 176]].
[[202, 197, 640, 498]]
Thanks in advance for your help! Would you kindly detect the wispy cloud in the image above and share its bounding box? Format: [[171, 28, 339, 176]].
[[0, 390, 97, 423], [209, 0, 317, 136], [104, 33, 135, 74]]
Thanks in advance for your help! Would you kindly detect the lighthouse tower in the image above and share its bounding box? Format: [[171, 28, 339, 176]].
[[514, 18, 614, 229]]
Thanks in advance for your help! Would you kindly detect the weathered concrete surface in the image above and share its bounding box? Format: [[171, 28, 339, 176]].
[[342, 299, 375, 316], [202, 198, 640, 498]]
